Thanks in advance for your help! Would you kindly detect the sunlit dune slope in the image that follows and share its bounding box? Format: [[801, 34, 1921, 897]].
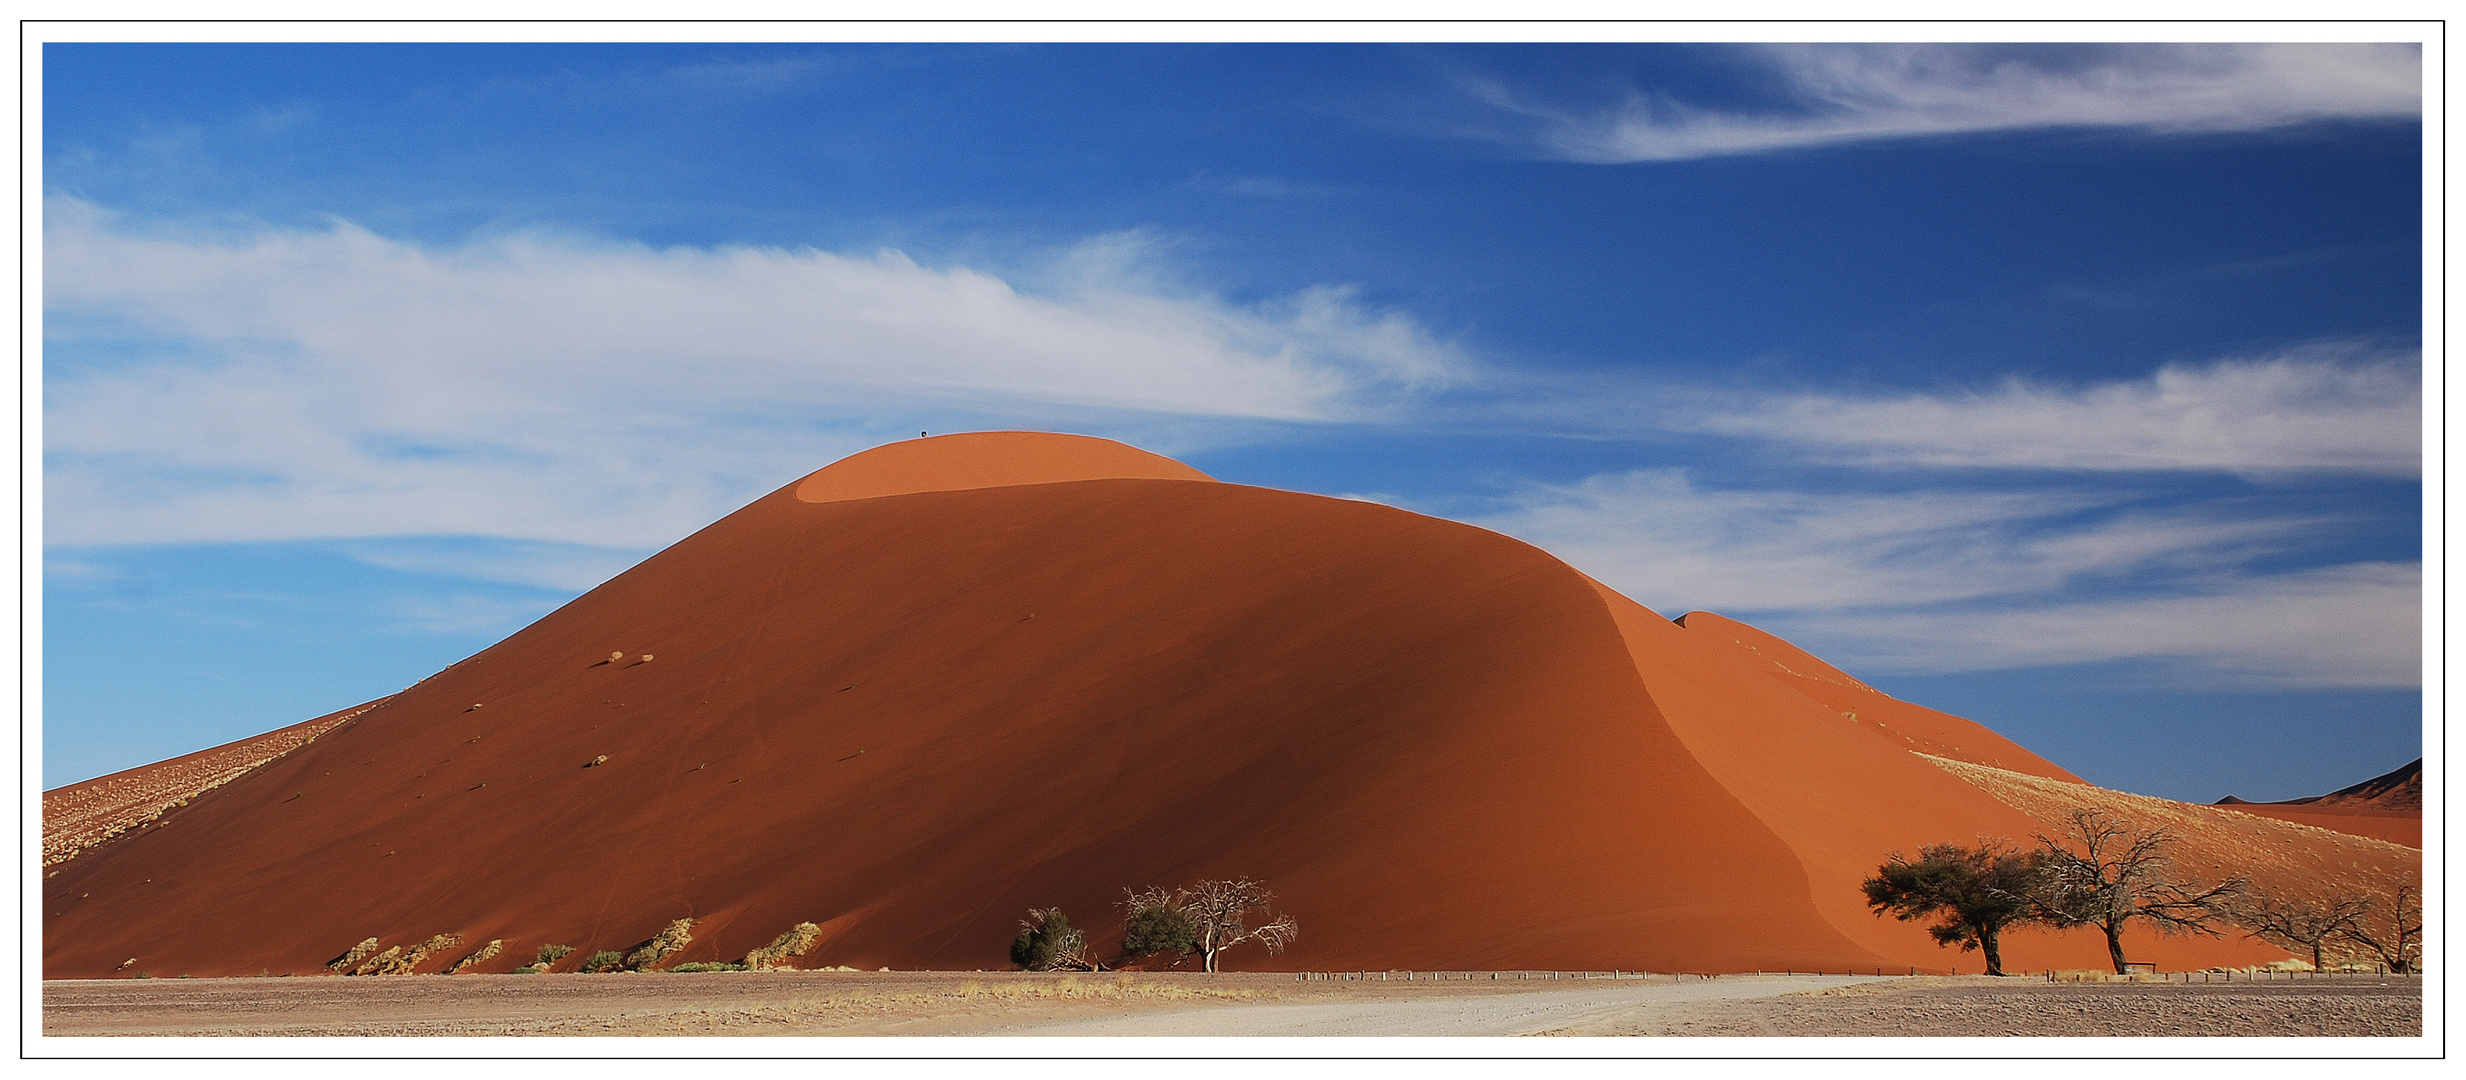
[[793, 430, 1213, 503], [44, 433, 2413, 978], [1673, 611, 2083, 783]]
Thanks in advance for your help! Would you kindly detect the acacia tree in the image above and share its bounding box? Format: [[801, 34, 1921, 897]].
[[1178, 878, 1298, 973], [2030, 809, 2246, 974], [1010, 908, 1098, 972], [1120, 887, 1197, 965], [2339, 885, 2422, 974], [1861, 840, 2043, 976], [2236, 892, 2372, 972]]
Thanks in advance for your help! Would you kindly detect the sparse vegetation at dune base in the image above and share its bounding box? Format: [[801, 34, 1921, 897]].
[[1869, 808, 2422, 977], [1012, 878, 1298, 974]]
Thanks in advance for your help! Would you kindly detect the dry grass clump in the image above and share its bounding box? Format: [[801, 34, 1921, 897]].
[[513, 944, 574, 975], [350, 947, 403, 976], [947, 975, 1265, 1004], [361, 933, 461, 976], [625, 919, 695, 971], [580, 950, 628, 974], [744, 921, 822, 970], [327, 937, 382, 974], [444, 939, 501, 974]]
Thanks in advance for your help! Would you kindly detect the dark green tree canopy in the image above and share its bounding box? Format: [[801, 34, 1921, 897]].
[[1120, 888, 1197, 960], [1009, 908, 1084, 972], [1862, 840, 2042, 976]]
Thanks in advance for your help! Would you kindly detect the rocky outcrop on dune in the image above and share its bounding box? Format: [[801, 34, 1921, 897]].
[[43, 432, 2416, 979]]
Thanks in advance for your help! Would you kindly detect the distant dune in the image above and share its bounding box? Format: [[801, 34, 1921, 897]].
[[43, 433, 2417, 978], [2214, 759, 2422, 847], [43, 699, 383, 867]]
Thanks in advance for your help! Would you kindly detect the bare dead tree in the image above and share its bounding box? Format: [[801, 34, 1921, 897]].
[[2030, 809, 2247, 974], [2236, 892, 2373, 971], [2339, 885, 2422, 974], [1178, 878, 1298, 973]]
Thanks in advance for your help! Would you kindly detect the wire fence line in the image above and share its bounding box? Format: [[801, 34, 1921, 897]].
[[1290, 969, 1920, 983]]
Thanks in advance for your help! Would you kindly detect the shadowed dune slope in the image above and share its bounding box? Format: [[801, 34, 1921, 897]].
[[44, 434, 2413, 978]]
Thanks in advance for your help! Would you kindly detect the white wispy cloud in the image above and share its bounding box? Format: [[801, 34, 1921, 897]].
[[337, 539, 650, 593], [1776, 562, 2422, 688], [385, 593, 567, 636], [1681, 351, 2421, 475], [1477, 44, 2420, 162], [1473, 469, 2417, 687], [1474, 469, 2326, 613], [42, 203, 1462, 548]]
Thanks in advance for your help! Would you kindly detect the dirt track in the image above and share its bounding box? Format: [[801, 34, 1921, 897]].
[[1557, 975, 2424, 1037], [40, 971, 2422, 1038]]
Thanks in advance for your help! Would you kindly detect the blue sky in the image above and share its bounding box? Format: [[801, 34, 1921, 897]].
[[41, 41, 2425, 801]]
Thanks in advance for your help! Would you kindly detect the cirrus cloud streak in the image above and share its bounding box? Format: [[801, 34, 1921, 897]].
[[1478, 43, 2421, 163], [1472, 469, 2417, 688], [1681, 350, 2421, 476]]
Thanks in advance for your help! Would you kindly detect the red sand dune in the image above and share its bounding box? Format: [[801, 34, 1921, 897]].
[[43, 433, 2417, 978], [42, 698, 384, 867], [2213, 760, 2422, 847]]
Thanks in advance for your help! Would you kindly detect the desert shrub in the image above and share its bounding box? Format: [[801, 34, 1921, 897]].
[[364, 933, 461, 976], [1010, 908, 1084, 971], [744, 921, 822, 969], [349, 946, 404, 977], [444, 939, 502, 975], [535, 944, 575, 968], [327, 936, 382, 974], [624, 918, 695, 971], [1121, 889, 1197, 959], [580, 950, 627, 974], [667, 961, 751, 973]]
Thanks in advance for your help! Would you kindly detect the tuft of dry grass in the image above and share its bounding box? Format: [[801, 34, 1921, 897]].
[[625, 919, 695, 971], [941, 977, 1264, 1004], [743, 921, 821, 970], [369, 933, 463, 975], [327, 937, 381, 974], [444, 939, 502, 974], [349, 946, 403, 977]]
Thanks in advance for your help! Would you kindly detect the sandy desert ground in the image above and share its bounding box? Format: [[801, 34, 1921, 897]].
[[41, 970, 2421, 1038]]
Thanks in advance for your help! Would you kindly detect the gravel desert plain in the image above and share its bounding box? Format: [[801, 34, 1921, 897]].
[[43, 433, 2425, 1040], [42, 971, 2423, 1038]]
